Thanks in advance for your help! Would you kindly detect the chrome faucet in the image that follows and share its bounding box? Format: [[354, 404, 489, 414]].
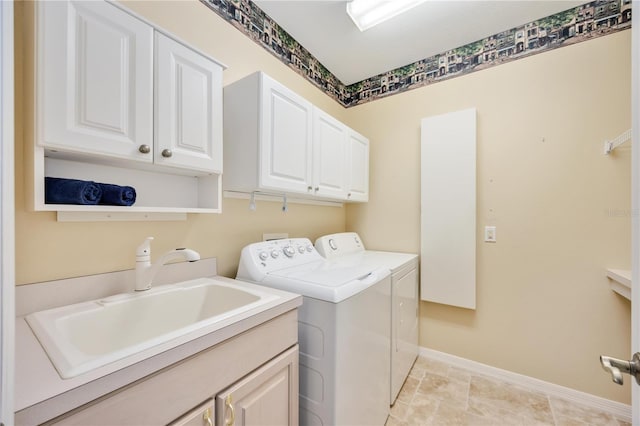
[[135, 237, 201, 291]]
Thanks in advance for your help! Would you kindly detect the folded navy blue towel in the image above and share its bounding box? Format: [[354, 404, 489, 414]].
[[97, 183, 136, 206], [45, 177, 102, 205]]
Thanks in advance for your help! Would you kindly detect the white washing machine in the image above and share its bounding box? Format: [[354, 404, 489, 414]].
[[236, 238, 391, 426], [315, 232, 419, 404]]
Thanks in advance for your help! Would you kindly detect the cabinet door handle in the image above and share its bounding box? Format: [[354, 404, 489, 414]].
[[138, 144, 151, 154], [161, 149, 173, 158], [225, 394, 235, 426], [203, 407, 213, 426], [314, 186, 319, 192], [307, 186, 313, 192]]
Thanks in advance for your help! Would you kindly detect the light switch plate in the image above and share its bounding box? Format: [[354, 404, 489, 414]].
[[484, 226, 497, 243]]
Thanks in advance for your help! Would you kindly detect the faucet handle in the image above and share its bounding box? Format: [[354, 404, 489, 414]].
[[136, 237, 154, 261]]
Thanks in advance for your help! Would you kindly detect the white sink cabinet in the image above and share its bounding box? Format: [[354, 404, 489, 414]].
[[28, 0, 225, 215], [223, 72, 369, 203], [13, 266, 301, 425], [216, 346, 298, 426], [168, 399, 215, 426], [43, 318, 299, 426]]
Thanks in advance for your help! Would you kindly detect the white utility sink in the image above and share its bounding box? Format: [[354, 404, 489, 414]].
[[25, 277, 279, 379]]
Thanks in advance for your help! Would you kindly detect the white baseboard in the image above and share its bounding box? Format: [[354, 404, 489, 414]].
[[419, 347, 632, 423]]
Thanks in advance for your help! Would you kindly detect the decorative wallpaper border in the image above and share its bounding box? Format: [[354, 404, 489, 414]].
[[200, 0, 632, 108]]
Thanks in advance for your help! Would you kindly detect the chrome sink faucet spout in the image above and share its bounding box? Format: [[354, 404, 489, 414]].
[[135, 237, 201, 291]]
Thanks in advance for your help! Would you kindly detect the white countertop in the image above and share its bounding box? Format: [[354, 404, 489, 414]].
[[14, 264, 301, 425]]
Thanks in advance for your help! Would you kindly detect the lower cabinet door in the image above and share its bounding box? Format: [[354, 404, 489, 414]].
[[216, 345, 298, 426], [168, 399, 214, 426]]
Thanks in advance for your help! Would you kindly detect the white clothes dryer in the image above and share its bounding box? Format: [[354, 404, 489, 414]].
[[315, 232, 419, 404], [236, 238, 391, 426]]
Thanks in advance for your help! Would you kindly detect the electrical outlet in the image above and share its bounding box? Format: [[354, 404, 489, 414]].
[[484, 226, 497, 243]]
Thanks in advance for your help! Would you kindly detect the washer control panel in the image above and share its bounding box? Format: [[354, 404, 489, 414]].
[[315, 232, 364, 259], [244, 238, 322, 272]]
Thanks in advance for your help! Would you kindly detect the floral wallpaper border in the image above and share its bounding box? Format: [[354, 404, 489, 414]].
[[200, 0, 632, 108]]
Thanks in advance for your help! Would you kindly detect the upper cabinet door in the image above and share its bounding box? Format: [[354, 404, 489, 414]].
[[347, 130, 369, 202], [154, 33, 223, 173], [38, 1, 153, 162], [312, 108, 348, 199], [259, 74, 313, 194]]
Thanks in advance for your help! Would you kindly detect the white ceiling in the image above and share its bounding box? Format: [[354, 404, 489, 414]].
[[254, 1, 587, 85]]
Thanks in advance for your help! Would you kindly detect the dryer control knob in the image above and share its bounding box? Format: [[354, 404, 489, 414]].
[[306, 244, 314, 252], [270, 250, 280, 259], [283, 246, 295, 258], [298, 246, 306, 254], [258, 251, 269, 261]]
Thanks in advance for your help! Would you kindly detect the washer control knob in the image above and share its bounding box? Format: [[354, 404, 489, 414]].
[[306, 244, 314, 252], [258, 251, 269, 261], [283, 246, 295, 258], [270, 250, 280, 259], [329, 238, 337, 250], [298, 246, 306, 254]]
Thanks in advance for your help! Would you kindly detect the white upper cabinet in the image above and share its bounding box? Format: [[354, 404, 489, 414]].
[[259, 75, 314, 193], [154, 32, 223, 174], [224, 71, 368, 202], [312, 108, 348, 199], [39, 1, 154, 162], [346, 129, 369, 202], [32, 0, 226, 215], [224, 72, 314, 195]]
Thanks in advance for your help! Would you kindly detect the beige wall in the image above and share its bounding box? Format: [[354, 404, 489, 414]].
[[15, 0, 632, 405], [346, 32, 632, 403], [14, 0, 347, 284]]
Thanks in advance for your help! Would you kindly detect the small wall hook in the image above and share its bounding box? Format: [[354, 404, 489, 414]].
[[282, 193, 288, 212]]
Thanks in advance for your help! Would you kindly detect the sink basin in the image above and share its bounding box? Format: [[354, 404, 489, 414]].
[[25, 277, 279, 379]]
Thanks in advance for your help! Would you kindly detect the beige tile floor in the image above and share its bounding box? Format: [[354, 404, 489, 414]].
[[386, 356, 630, 426]]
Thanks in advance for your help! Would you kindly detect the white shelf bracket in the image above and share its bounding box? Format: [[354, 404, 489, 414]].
[[604, 129, 632, 154]]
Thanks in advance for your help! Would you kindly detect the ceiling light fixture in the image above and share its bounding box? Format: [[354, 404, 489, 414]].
[[346, 0, 428, 32]]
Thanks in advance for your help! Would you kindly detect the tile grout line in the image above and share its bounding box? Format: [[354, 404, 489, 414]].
[[548, 395, 559, 426]]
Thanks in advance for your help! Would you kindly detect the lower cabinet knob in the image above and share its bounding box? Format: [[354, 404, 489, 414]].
[[161, 149, 173, 158], [138, 144, 151, 154]]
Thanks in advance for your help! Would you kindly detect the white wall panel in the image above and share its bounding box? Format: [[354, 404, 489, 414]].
[[420, 108, 476, 309]]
